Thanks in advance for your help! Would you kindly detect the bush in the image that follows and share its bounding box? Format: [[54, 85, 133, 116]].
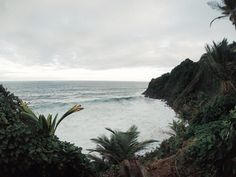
[[143, 97, 236, 176], [177, 109, 236, 177], [142, 120, 188, 163], [192, 94, 236, 124], [0, 85, 93, 177]]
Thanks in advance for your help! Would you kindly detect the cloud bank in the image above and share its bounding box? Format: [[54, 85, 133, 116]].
[[0, 0, 235, 80]]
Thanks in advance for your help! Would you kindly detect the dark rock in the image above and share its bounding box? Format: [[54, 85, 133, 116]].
[[144, 44, 236, 117]]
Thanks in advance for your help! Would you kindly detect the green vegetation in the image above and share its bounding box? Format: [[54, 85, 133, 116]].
[[88, 125, 157, 176], [2, 38, 235, 177], [20, 102, 84, 136], [208, 0, 236, 28], [88, 125, 157, 164], [142, 120, 188, 163], [142, 96, 236, 176], [1, 1, 236, 176], [0, 85, 93, 177], [144, 37, 236, 176], [144, 39, 236, 119], [205, 39, 236, 93], [177, 106, 236, 176]]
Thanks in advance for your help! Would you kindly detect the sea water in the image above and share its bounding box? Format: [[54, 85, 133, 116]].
[[2, 81, 176, 152]]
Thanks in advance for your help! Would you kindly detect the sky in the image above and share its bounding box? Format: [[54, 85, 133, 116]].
[[0, 0, 235, 81]]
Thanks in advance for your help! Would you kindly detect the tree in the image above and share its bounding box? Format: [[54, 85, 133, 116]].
[[88, 125, 157, 177], [208, 0, 236, 28], [205, 39, 236, 93]]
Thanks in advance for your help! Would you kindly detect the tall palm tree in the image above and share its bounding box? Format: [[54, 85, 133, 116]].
[[208, 0, 236, 28], [205, 39, 236, 93]]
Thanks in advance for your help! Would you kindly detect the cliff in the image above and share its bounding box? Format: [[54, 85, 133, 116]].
[[144, 42, 236, 118], [142, 40, 236, 177]]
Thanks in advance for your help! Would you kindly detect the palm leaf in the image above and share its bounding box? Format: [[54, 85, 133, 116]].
[[20, 103, 83, 135], [89, 125, 158, 164], [208, 0, 236, 27], [210, 15, 228, 26], [20, 102, 38, 121], [55, 104, 83, 131]]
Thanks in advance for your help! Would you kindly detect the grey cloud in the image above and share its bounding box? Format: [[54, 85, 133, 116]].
[[0, 0, 235, 70]]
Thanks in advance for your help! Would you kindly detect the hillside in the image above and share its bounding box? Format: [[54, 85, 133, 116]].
[[144, 42, 236, 119], [142, 40, 236, 177]]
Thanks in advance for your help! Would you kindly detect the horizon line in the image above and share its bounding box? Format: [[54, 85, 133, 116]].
[[0, 80, 149, 82]]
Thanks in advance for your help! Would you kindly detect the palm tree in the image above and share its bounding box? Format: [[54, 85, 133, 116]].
[[88, 125, 157, 164], [208, 0, 236, 28], [205, 39, 236, 93], [88, 125, 157, 177], [20, 102, 83, 136]]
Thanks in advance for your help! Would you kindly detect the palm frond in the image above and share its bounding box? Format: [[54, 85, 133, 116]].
[[20, 103, 84, 136], [208, 0, 236, 27], [105, 127, 116, 134], [55, 104, 83, 130], [20, 102, 38, 121], [89, 125, 158, 164], [210, 15, 228, 26]]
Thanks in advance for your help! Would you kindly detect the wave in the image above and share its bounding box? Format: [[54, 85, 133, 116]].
[[29, 95, 144, 108], [82, 95, 143, 103]]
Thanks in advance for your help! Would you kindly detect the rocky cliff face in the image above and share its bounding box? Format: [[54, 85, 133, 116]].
[[144, 44, 236, 117]]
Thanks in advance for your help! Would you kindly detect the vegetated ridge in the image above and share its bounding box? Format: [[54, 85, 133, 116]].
[[144, 41, 236, 119], [142, 40, 236, 177]]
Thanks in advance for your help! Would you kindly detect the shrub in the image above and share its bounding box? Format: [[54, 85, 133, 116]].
[[0, 85, 93, 177], [192, 95, 236, 124], [177, 109, 236, 177], [142, 120, 188, 163]]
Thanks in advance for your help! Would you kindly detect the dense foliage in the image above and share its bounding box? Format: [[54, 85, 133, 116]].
[[0, 85, 93, 177], [177, 106, 236, 177], [88, 125, 157, 165], [205, 39, 236, 93], [143, 92, 236, 177], [143, 39, 236, 177], [88, 125, 157, 177], [192, 94, 236, 124], [144, 39, 236, 119]]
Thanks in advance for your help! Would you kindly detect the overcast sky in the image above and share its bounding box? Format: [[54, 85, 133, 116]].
[[0, 0, 235, 81]]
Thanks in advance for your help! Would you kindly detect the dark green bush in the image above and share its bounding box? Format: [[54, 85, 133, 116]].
[[0, 85, 93, 177], [192, 94, 236, 124], [178, 108, 236, 177], [143, 96, 236, 176]]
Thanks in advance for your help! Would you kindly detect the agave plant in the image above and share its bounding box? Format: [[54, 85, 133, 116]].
[[205, 39, 236, 93], [208, 0, 236, 28], [20, 102, 83, 136], [88, 125, 157, 164]]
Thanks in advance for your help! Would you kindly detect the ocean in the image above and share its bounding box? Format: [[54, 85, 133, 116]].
[[2, 81, 176, 152]]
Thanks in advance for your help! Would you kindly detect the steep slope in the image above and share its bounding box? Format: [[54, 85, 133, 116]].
[[142, 41, 236, 177], [144, 43, 236, 117]]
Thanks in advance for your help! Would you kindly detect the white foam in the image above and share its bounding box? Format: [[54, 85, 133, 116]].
[[55, 97, 176, 152]]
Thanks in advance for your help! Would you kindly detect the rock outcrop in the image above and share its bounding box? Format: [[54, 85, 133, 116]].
[[144, 43, 236, 117]]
